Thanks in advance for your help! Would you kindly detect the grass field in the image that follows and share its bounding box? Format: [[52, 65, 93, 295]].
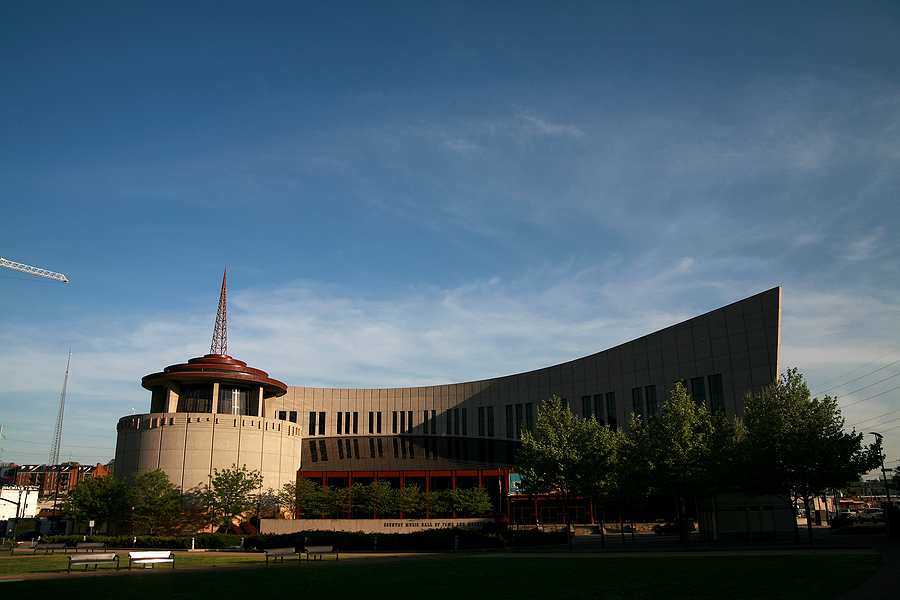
[[0, 553, 882, 600]]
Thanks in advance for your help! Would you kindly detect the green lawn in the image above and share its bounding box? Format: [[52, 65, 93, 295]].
[[0, 554, 882, 600]]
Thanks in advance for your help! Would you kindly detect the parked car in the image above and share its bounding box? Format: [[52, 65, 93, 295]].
[[652, 521, 696, 536], [857, 509, 884, 523], [15, 530, 41, 541]]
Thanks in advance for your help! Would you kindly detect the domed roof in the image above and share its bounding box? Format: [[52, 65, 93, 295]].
[[142, 354, 287, 398]]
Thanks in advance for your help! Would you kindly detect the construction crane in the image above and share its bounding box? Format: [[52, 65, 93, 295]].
[[0, 257, 68, 282], [49, 351, 72, 465]]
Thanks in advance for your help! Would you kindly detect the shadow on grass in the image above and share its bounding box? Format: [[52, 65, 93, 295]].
[[0, 555, 883, 600]]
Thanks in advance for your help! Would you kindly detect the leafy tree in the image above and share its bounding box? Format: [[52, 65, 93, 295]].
[[205, 464, 263, 530], [130, 469, 182, 534], [352, 480, 392, 518], [386, 483, 425, 518], [742, 368, 882, 543], [516, 396, 610, 548], [62, 475, 130, 531], [425, 489, 454, 518], [278, 477, 325, 518], [641, 381, 743, 543], [450, 487, 492, 517]]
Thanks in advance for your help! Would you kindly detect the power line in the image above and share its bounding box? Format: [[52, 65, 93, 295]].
[[839, 384, 900, 409], [809, 346, 900, 392], [814, 358, 900, 396]]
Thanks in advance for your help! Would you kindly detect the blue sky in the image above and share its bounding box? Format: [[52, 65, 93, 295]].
[[2, 1, 898, 471]]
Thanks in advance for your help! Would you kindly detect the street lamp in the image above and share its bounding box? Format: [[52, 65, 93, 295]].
[[869, 433, 892, 506]]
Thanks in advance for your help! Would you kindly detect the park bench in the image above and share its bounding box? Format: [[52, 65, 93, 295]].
[[67, 552, 120, 573], [75, 542, 106, 552], [34, 542, 69, 554], [302, 545, 338, 562], [128, 550, 175, 569], [264, 547, 299, 564]]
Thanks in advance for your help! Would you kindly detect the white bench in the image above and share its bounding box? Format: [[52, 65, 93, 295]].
[[264, 547, 299, 564], [68, 552, 120, 573], [302, 545, 338, 562], [128, 550, 176, 569]]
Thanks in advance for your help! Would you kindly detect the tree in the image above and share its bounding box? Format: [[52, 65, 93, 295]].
[[130, 469, 182, 534], [449, 487, 492, 517], [516, 396, 616, 548], [742, 368, 882, 544], [278, 477, 325, 518], [205, 464, 263, 530], [640, 381, 743, 544], [62, 475, 130, 532]]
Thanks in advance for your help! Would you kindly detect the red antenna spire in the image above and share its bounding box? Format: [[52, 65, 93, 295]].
[[210, 270, 227, 356]]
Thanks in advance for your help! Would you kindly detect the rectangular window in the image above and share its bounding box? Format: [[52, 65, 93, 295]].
[[400, 410, 406, 433], [424, 410, 430, 434], [446, 410, 453, 435], [478, 407, 486, 436], [691, 377, 706, 407], [606, 392, 617, 429], [461, 408, 467, 436], [515, 404, 523, 438], [377, 411, 382, 434], [593, 395, 605, 425], [408, 411, 413, 433], [344, 412, 350, 434], [392, 411, 398, 434], [368, 412, 374, 434], [506, 405, 514, 438], [318, 412, 326, 436], [582, 396, 592, 419], [454, 408, 460, 435], [308, 440, 318, 462], [318, 440, 327, 461], [709, 374, 725, 412], [632, 387, 643, 417], [279, 411, 287, 421], [525, 403, 534, 432], [336, 412, 343, 434], [430, 409, 436, 434], [308, 412, 316, 436], [645, 385, 658, 416], [352, 412, 358, 434], [487, 406, 495, 437], [289, 411, 297, 423]]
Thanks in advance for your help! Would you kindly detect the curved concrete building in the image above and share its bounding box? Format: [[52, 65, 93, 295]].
[[115, 285, 781, 509]]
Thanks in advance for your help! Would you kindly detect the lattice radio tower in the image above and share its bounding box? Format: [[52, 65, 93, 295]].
[[210, 270, 227, 355], [49, 350, 71, 465]]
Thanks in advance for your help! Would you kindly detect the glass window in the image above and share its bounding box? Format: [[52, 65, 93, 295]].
[[525, 403, 534, 432], [178, 385, 213, 413], [278, 411, 287, 421], [218, 387, 253, 415], [289, 411, 297, 423], [454, 408, 460, 435], [352, 412, 358, 434], [632, 387, 643, 417], [377, 411, 382, 434], [478, 407, 485, 436], [487, 406, 495, 437], [593, 395, 605, 426], [461, 408, 467, 436], [691, 377, 706, 407], [336, 412, 343, 434], [369, 411, 375, 434], [606, 392, 617, 429], [515, 404, 523, 438], [308, 412, 316, 436], [392, 411, 398, 434], [709, 374, 725, 412], [318, 412, 326, 436], [506, 405, 514, 438], [582, 396, 592, 419], [345, 411, 351, 434], [645, 385, 658, 416], [430, 409, 436, 434]]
